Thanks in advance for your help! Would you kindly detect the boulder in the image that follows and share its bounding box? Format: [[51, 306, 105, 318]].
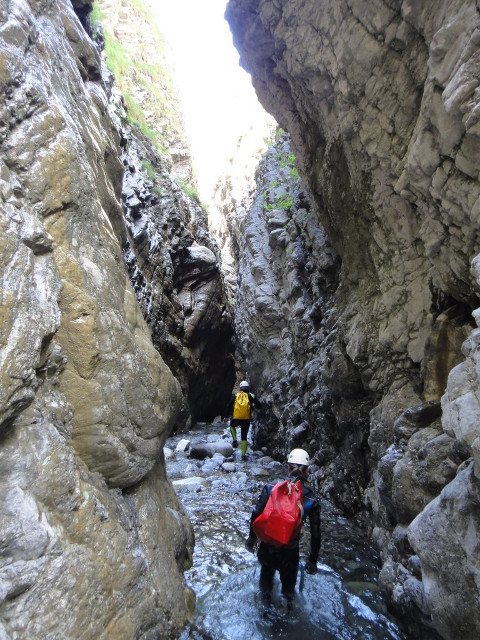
[[211, 440, 234, 457], [188, 443, 214, 460], [408, 464, 480, 639], [176, 439, 191, 452], [0, 2, 194, 637]]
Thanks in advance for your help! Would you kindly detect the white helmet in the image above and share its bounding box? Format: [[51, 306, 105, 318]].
[[239, 380, 249, 390], [287, 448, 310, 466]]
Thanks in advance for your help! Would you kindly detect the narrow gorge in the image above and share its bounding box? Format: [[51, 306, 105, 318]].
[[1, 1, 479, 640]]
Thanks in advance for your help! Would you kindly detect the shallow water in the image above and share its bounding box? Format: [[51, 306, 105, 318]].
[[167, 423, 406, 640]]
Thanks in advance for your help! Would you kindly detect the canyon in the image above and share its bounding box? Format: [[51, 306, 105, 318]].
[[0, 1, 479, 639]]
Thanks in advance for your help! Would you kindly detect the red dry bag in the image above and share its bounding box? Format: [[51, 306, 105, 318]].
[[252, 479, 304, 547]]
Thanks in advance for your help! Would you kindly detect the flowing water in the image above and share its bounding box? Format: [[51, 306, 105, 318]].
[[167, 422, 406, 640]]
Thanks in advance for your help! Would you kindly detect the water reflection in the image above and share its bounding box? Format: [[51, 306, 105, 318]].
[[168, 424, 405, 640]]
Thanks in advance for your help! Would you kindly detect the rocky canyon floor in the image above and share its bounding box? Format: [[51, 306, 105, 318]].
[[166, 423, 406, 640]]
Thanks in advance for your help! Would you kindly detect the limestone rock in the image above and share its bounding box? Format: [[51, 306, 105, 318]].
[[211, 440, 234, 457], [164, 446, 175, 460], [172, 476, 208, 489], [408, 464, 480, 639], [0, 1, 193, 637], [93, 0, 193, 183], [201, 453, 224, 473], [90, 0, 236, 429], [225, 0, 480, 417], [121, 134, 235, 428], [188, 443, 214, 460], [442, 325, 480, 471], [223, 133, 373, 513], [392, 429, 459, 523], [188, 440, 233, 460], [176, 439, 191, 452], [226, 0, 480, 636]]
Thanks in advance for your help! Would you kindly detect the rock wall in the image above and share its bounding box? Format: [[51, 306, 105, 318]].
[[0, 1, 207, 637], [121, 129, 236, 426], [226, 1, 480, 638], [210, 119, 276, 298], [93, 0, 194, 183], [96, 2, 236, 426], [218, 131, 374, 512]]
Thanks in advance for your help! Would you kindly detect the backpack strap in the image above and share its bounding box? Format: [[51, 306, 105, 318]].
[[289, 480, 305, 520]]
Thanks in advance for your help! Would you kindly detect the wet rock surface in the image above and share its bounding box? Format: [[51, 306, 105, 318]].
[[120, 130, 236, 428], [94, 0, 236, 429], [225, 1, 480, 637], [228, 134, 373, 516], [0, 1, 231, 637]]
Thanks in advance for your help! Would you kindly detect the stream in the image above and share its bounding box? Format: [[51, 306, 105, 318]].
[[167, 422, 406, 640]]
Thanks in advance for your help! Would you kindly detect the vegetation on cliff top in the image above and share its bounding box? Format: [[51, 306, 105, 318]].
[[91, 0, 182, 156]]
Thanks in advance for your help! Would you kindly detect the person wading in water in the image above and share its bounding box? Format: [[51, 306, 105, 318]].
[[222, 380, 259, 460], [245, 448, 321, 601]]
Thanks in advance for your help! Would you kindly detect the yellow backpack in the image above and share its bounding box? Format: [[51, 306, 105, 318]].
[[232, 391, 251, 420]]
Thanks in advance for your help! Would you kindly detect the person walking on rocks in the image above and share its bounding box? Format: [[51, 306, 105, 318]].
[[245, 448, 321, 601], [222, 380, 259, 460]]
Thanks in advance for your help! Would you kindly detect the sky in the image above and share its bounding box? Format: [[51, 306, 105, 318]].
[[151, 0, 274, 200]]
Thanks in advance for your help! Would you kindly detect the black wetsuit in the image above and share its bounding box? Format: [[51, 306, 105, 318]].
[[249, 472, 321, 596]]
